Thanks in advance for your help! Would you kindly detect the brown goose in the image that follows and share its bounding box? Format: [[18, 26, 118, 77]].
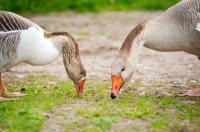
[[0, 11, 86, 101], [111, 0, 200, 99]]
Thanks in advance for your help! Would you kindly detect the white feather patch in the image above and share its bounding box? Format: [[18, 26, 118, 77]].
[[196, 23, 200, 32], [16, 26, 61, 65]]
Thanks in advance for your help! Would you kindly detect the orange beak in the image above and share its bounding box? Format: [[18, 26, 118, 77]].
[[75, 78, 86, 94], [111, 74, 124, 99]]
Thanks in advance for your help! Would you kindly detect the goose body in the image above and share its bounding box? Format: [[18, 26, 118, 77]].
[[1, 26, 60, 71], [111, 0, 200, 99], [0, 11, 86, 101]]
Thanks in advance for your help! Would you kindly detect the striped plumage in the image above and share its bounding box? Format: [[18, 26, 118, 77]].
[[111, 0, 200, 99], [0, 11, 37, 31], [0, 11, 86, 101]]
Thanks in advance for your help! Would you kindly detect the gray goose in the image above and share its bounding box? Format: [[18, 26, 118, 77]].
[[0, 11, 86, 101], [111, 0, 200, 99]]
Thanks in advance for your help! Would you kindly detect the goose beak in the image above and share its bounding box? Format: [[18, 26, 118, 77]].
[[111, 74, 124, 99], [75, 78, 86, 94]]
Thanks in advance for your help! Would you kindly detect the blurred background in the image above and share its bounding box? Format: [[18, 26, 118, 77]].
[[0, 0, 180, 14]]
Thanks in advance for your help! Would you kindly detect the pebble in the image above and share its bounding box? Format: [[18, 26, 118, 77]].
[[42, 113, 50, 118], [48, 82, 57, 84], [21, 88, 26, 92], [181, 120, 190, 126], [181, 100, 196, 104], [139, 92, 145, 96], [16, 74, 25, 79], [102, 78, 107, 81], [188, 64, 192, 68], [189, 80, 196, 84]]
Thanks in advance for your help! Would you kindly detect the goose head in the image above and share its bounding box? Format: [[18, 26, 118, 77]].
[[110, 23, 145, 99], [63, 53, 86, 95], [49, 32, 86, 94], [62, 33, 86, 95], [111, 55, 134, 99], [64, 59, 86, 94]]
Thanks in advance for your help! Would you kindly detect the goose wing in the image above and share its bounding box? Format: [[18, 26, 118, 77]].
[[0, 11, 37, 69], [0, 31, 21, 67], [196, 11, 200, 32], [0, 11, 37, 32]]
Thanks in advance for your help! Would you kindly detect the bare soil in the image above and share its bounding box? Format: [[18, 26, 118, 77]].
[[3, 11, 200, 131]]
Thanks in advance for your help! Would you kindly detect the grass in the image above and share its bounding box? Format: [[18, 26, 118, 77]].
[[0, 74, 77, 132], [0, 74, 200, 132], [0, 0, 181, 14]]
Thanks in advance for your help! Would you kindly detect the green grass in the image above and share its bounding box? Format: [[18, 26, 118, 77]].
[[0, 0, 181, 14], [0, 74, 77, 132], [0, 74, 200, 132]]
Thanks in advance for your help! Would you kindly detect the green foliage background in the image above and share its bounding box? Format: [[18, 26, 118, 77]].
[[0, 0, 180, 13]]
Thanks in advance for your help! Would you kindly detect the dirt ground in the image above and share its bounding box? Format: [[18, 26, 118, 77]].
[[3, 11, 200, 131]]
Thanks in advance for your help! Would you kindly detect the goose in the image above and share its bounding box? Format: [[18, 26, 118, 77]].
[[111, 0, 200, 99], [0, 11, 86, 101]]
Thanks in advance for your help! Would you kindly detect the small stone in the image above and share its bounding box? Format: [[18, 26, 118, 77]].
[[102, 78, 107, 81], [181, 100, 196, 104], [188, 64, 192, 68], [16, 74, 25, 78], [21, 88, 26, 92], [181, 120, 190, 126], [139, 92, 145, 96], [48, 82, 57, 84], [189, 80, 196, 84], [42, 113, 50, 118]]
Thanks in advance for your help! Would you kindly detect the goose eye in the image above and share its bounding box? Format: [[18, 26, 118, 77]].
[[121, 68, 125, 72], [81, 72, 84, 76]]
